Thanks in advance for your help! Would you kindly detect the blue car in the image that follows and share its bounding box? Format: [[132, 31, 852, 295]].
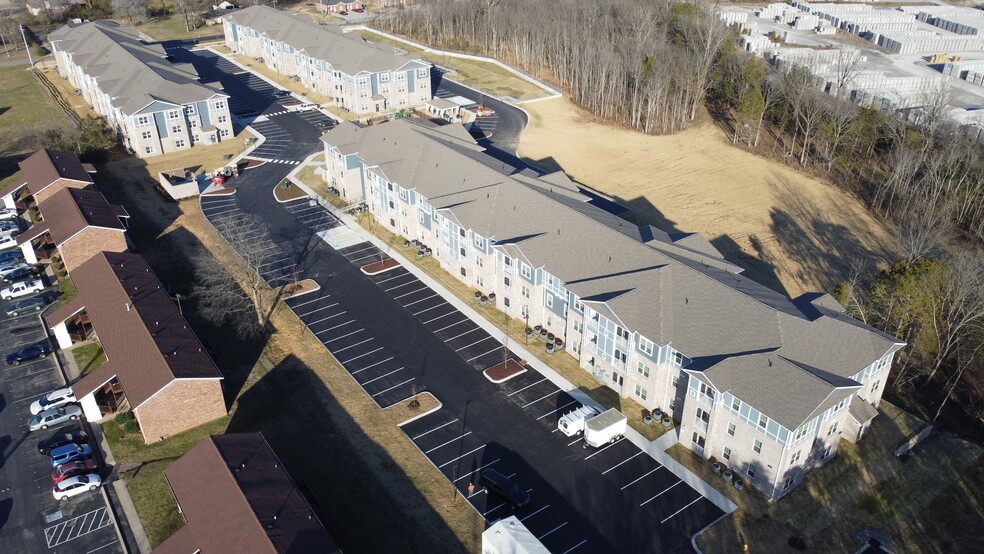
[[0, 249, 23, 265], [49, 443, 92, 468]]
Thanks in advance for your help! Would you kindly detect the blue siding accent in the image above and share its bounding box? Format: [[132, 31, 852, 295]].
[[408, 71, 416, 93], [636, 338, 660, 364], [420, 213, 431, 230], [197, 101, 211, 126], [546, 292, 566, 317], [345, 154, 361, 170], [371, 74, 379, 96], [154, 112, 168, 138]]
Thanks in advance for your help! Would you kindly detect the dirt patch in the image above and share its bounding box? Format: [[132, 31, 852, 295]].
[[518, 97, 899, 297], [387, 392, 442, 426], [274, 182, 308, 202], [483, 359, 527, 383], [284, 279, 320, 298], [361, 257, 400, 275], [238, 159, 265, 169]]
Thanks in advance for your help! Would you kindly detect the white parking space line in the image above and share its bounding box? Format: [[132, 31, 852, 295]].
[[371, 377, 414, 397], [568, 437, 584, 446], [349, 253, 384, 264], [342, 244, 375, 256], [434, 318, 469, 333], [466, 346, 503, 363], [340, 347, 383, 364], [309, 312, 348, 324], [620, 467, 661, 490], [483, 501, 506, 517], [384, 280, 419, 293], [320, 319, 356, 332], [538, 522, 568, 540], [507, 377, 546, 397], [424, 311, 459, 325], [454, 335, 496, 353], [520, 505, 550, 522], [425, 431, 472, 454], [291, 295, 329, 309], [660, 496, 703, 524], [455, 458, 500, 483], [522, 390, 559, 409], [412, 418, 459, 439], [562, 539, 588, 553], [361, 367, 405, 386], [444, 326, 481, 343], [351, 356, 394, 375], [333, 337, 374, 354], [394, 286, 429, 300], [584, 438, 624, 460], [376, 272, 409, 285], [87, 541, 119, 553], [403, 293, 438, 308], [297, 302, 339, 317], [639, 479, 683, 507], [411, 301, 447, 316], [45, 507, 112, 547], [602, 451, 644, 474], [325, 328, 365, 343], [537, 399, 578, 420], [438, 444, 486, 468]]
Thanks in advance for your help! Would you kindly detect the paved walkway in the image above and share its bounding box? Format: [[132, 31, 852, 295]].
[[286, 157, 738, 515]]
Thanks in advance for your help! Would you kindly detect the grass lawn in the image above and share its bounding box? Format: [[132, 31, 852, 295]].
[[71, 341, 107, 376], [132, 17, 223, 42], [57, 277, 78, 307], [677, 402, 984, 553], [0, 65, 66, 173], [273, 180, 308, 201], [356, 30, 549, 101], [350, 212, 669, 441]]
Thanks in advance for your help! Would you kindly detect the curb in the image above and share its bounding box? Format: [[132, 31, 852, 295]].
[[396, 393, 444, 427]]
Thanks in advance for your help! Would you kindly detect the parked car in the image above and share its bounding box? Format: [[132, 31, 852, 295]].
[[5, 295, 51, 316], [0, 234, 16, 250], [0, 219, 19, 232], [273, 89, 291, 97], [31, 387, 77, 415], [2, 265, 40, 283], [353, 7, 364, 12], [0, 249, 24, 264], [49, 443, 92, 467], [52, 459, 98, 483], [53, 474, 101, 501], [0, 208, 18, 221], [6, 342, 51, 365], [38, 431, 88, 455], [0, 260, 27, 277], [316, 118, 335, 129], [339, 10, 348, 15], [479, 468, 530, 509], [28, 404, 82, 431], [1, 278, 44, 300]]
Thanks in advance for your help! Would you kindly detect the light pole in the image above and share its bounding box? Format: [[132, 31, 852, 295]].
[[19, 25, 33, 68], [524, 306, 529, 345]]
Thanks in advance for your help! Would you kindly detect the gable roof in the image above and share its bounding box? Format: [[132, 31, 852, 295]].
[[158, 433, 339, 554], [323, 118, 905, 428], [59, 252, 221, 408], [225, 5, 431, 76], [0, 149, 95, 199], [48, 20, 228, 116], [30, 187, 128, 246]]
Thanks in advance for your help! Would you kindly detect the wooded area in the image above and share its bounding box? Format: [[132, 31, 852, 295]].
[[384, 0, 984, 438]]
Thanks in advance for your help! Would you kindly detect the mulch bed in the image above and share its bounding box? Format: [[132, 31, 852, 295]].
[[202, 187, 235, 196], [274, 182, 308, 202], [284, 279, 320, 298], [484, 359, 527, 384], [361, 257, 400, 275], [238, 160, 263, 170]]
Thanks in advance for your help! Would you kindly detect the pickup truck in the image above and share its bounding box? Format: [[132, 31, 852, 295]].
[[2, 278, 44, 300]]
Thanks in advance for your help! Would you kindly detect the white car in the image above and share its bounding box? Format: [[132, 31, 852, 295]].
[[52, 474, 101, 501], [1, 278, 44, 300], [0, 234, 16, 250], [0, 260, 27, 277], [0, 209, 18, 221], [31, 387, 77, 415]]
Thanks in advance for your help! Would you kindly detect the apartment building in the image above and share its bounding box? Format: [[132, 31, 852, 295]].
[[47, 20, 234, 158], [321, 119, 905, 500], [222, 5, 433, 115]]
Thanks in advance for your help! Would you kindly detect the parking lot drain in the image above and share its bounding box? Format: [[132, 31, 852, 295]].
[[44, 510, 64, 523]]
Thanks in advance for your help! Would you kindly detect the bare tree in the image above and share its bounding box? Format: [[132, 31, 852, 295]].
[[112, 0, 146, 25], [172, 0, 203, 33], [829, 46, 866, 100]]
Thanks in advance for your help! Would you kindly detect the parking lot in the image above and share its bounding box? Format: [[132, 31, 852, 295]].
[[0, 284, 123, 554]]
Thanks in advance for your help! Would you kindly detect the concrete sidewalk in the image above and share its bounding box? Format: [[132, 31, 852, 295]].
[[287, 163, 738, 515]]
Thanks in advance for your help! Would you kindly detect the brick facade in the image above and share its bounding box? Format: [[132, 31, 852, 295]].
[[134, 379, 226, 441], [60, 228, 129, 273]]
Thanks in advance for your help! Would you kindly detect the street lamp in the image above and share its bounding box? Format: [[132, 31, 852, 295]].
[[19, 25, 34, 68], [523, 305, 529, 345]]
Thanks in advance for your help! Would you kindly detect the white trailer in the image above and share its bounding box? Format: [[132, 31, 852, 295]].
[[583, 408, 628, 448], [557, 405, 600, 437]]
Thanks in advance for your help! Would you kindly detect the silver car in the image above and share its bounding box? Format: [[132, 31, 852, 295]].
[[31, 387, 77, 415], [28, 404, 82, 431]]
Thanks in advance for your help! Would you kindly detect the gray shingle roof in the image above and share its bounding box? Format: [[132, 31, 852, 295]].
[[48, 20, 227, 116], [225, 6, 430, 76], [323, 119, 904, 426]]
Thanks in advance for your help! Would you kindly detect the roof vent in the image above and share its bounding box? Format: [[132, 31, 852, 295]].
[[768, 359, 773, 367], [125, 302, 131, 312]]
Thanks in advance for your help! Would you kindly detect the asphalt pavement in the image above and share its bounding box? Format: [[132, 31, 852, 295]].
[[177, 45, 721, 552]]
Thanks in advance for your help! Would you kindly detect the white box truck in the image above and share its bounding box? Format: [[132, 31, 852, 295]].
[[557, 405, 600, 437], [583, 408, 628, 448]]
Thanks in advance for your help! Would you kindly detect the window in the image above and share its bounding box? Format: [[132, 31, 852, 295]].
[[136, 115, 151, 126], [617, 327, 629, 341], [521, 305, 528, 318], [193, 135, 200, 143], [504, 277, 511, 288], [521, 285, 530, 299], [783, 475, 796, 490], [870, 380, 881, 393], [503, 257, 512, 267], [672, 375, 679, 388], [175, 139, 186, 148], [722, 447, 731, 461], [747, 466, 757, 478], [475, 256, 483, 268], [634, 385, 647, 401], [220, 129, 230, 137], [521, 264, 532, 279], [210, 99, 226, 111], [727, 423, 736, 436], [460, 267, 466, 277], [794, 425, 809, 442], [503, 298, 510, 308], [614, 349, 627, 364], [141, 131, 153, 139], [827, 421, 839, 437], [380, 72, 389, 83], [573, 299, 583, 312], [573, 320, 583, 333], [636, 362, 650, 378], [190, 120, 198, 128], [172, 125, 182, 134], [789, 450, 802, 465], [418, 68, 428, 78], [758, 414, 768, 429], [357, 75, 370, 87], [673, 351, 684, 367], [474, 234, 484, 249], [459, 247, 466, 258], [144, 145, 155, 154], [395, 71, 406, 81], [639, 337, 654, 356], [820, 444, 832, 459], [753, 439, 762, 454], [184, 104, 196, 115], [732, 397, 742, 412], [167, 110, 181, 120], [217, 115, 228, 124], [476, 275, 484, 287], [546, 295, 553, 308]]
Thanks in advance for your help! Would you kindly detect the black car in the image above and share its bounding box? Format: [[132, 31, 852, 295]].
[[479, 468, 530, 509], [5, 295, 50, 316], [3, 266, 40, 283], [6, 342, 51, 365], [316, 119, 335, 129], [273, 90, 291, 97], [38, 431, 88, 455]]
